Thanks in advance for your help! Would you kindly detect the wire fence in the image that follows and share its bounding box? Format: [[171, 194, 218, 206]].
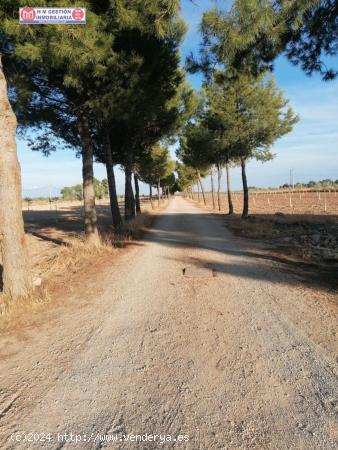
[[188, 190, 338, 215], [22, 195, 157, 212]]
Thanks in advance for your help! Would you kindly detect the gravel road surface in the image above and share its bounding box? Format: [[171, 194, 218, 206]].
[[0, 196, 337, 449]]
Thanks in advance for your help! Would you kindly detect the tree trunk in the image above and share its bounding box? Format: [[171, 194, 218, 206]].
[[210, 168, 215, 209], [197, 171, 206, 205], [197, 182, 200, 202], [0, 59, 32, 297], [157, 179, 161, 208], [149, 184, 154, 209], [225, 161, 234, 215], [103, 131, 122, 229], [124, 156, 135, 221], [241, 157, 249, 219], [217, 165, 222, 211], [134, 173, 141, 214], [77, 112, 99, 243]]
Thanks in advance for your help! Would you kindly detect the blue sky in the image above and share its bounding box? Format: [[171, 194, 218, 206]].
[[19, 0, 338, 197]]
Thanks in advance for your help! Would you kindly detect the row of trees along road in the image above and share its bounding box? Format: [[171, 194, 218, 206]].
[[0, 1, 195, 298], [1, 0, 337, 298], [176, 0, 337, 217], [177, 73, 299, 218]]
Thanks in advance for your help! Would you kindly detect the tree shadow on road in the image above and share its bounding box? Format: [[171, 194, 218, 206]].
[[144, 211, 338, 291]]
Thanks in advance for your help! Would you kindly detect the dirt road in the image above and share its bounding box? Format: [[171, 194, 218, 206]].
[[0, 197, 337, 449]]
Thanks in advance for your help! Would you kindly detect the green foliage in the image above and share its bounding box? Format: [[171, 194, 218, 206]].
[[208, 73, 299, 163], [93, 178, 108, 199], [100, 30, 194, 170], [139, 143, 175, 186], [61, 184, 82, 201], [178, 71, 298, 176], [177, 122, 212, 173], [197, 0, 338, 80], [4, 0, 189, 161], [175, 162, 198, 191], [281, 179, 338, 190], [61, 178, 108, 201]]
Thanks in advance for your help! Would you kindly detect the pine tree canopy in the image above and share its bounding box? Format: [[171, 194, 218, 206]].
[[194, 0, 338, 80]]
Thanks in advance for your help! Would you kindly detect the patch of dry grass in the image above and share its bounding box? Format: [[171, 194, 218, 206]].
[[0, 287, 51, 329], [224, 215, 275, 239], [0, 235, 115, 326]]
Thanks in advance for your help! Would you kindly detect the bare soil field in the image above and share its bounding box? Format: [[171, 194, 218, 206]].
[[188, 192, 338, 287], [200, 190, 338, 216]]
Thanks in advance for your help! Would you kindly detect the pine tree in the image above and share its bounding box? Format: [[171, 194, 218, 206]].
[[139, 144, 175, 208], [208, 73, 298, 218], [0, 2, 33, 297], [177, 122, 212, 206], [175, 162, 198, 197], [198, 1, 338, 80], [0, 55, 32, 297]]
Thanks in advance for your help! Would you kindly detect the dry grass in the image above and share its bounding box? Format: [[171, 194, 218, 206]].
[[38, 235, 115, 279], [223, 213, 338, 242], [0, 236, 115, 326], [0, 288, 51, 327]]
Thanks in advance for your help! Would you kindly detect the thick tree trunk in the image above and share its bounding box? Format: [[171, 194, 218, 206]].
[[149, 184, 154, 209], [210, 168, 215, 209], [134, 173, 141, 214], [77, 112, 99, 243], [197, 171, 206, 205], [0, 59, 32, 297], [241, 157, 249, 219], [217, 165, 222, 211], [225, 161, 234, 215], [124, 156, 135, 221], [103, 131, 122, 229], [157, 179, 161, 208]]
